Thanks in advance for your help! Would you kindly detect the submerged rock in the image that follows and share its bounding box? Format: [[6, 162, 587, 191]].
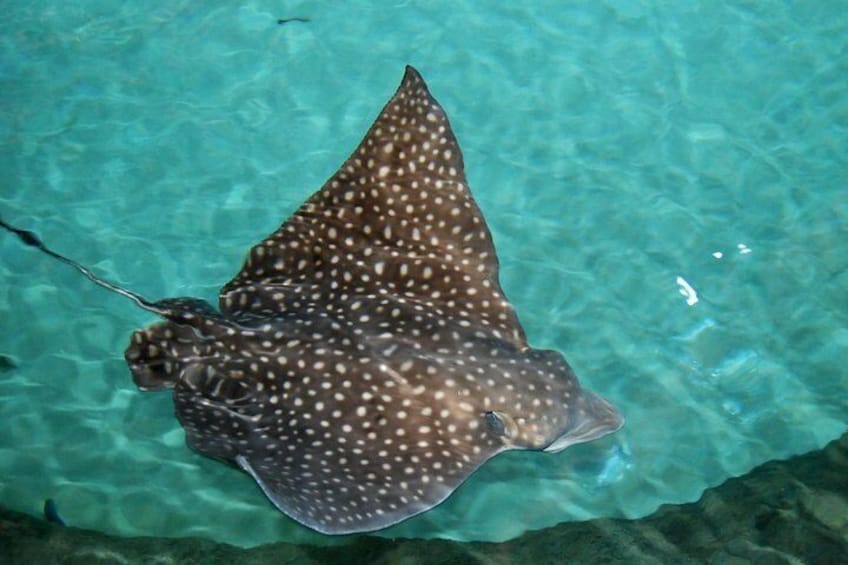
[[1, 431, 846, 563]]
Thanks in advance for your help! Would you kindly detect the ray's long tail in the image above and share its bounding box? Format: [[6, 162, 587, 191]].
[[0, 216, 167, 315]]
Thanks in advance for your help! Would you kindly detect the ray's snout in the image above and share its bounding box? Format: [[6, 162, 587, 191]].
[[544, 390, 624, 453]]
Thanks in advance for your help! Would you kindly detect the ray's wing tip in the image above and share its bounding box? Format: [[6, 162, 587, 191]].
[[400, 65, 429, 95], [403, 64, 423, 81]]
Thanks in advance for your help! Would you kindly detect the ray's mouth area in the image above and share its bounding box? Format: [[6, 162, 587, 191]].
[[544, 391, 624, 453]]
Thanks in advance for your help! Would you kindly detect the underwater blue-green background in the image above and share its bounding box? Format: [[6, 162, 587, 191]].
[[1, 0, 846, 547]]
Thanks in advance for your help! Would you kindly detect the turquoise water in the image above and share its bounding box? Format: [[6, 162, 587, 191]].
[[1, 0, 846, 548]]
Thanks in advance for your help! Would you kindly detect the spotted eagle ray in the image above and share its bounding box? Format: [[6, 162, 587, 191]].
[[1, 66, 623, 535]]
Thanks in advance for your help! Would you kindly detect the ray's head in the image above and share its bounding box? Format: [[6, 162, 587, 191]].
[[464, 348, 624, 454]]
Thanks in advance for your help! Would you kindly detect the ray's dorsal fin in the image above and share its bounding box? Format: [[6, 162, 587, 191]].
[[220, 66, 527, 347]]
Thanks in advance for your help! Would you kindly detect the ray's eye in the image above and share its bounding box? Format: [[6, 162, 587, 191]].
[[485, 410, 519, 439], [485, 411, 506, 436]]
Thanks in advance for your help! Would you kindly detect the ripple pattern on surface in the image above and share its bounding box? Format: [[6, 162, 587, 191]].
[[1, 0, 846, 548]]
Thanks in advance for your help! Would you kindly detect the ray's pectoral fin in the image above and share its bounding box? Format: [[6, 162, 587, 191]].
[[217, 66, 528, 348]]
